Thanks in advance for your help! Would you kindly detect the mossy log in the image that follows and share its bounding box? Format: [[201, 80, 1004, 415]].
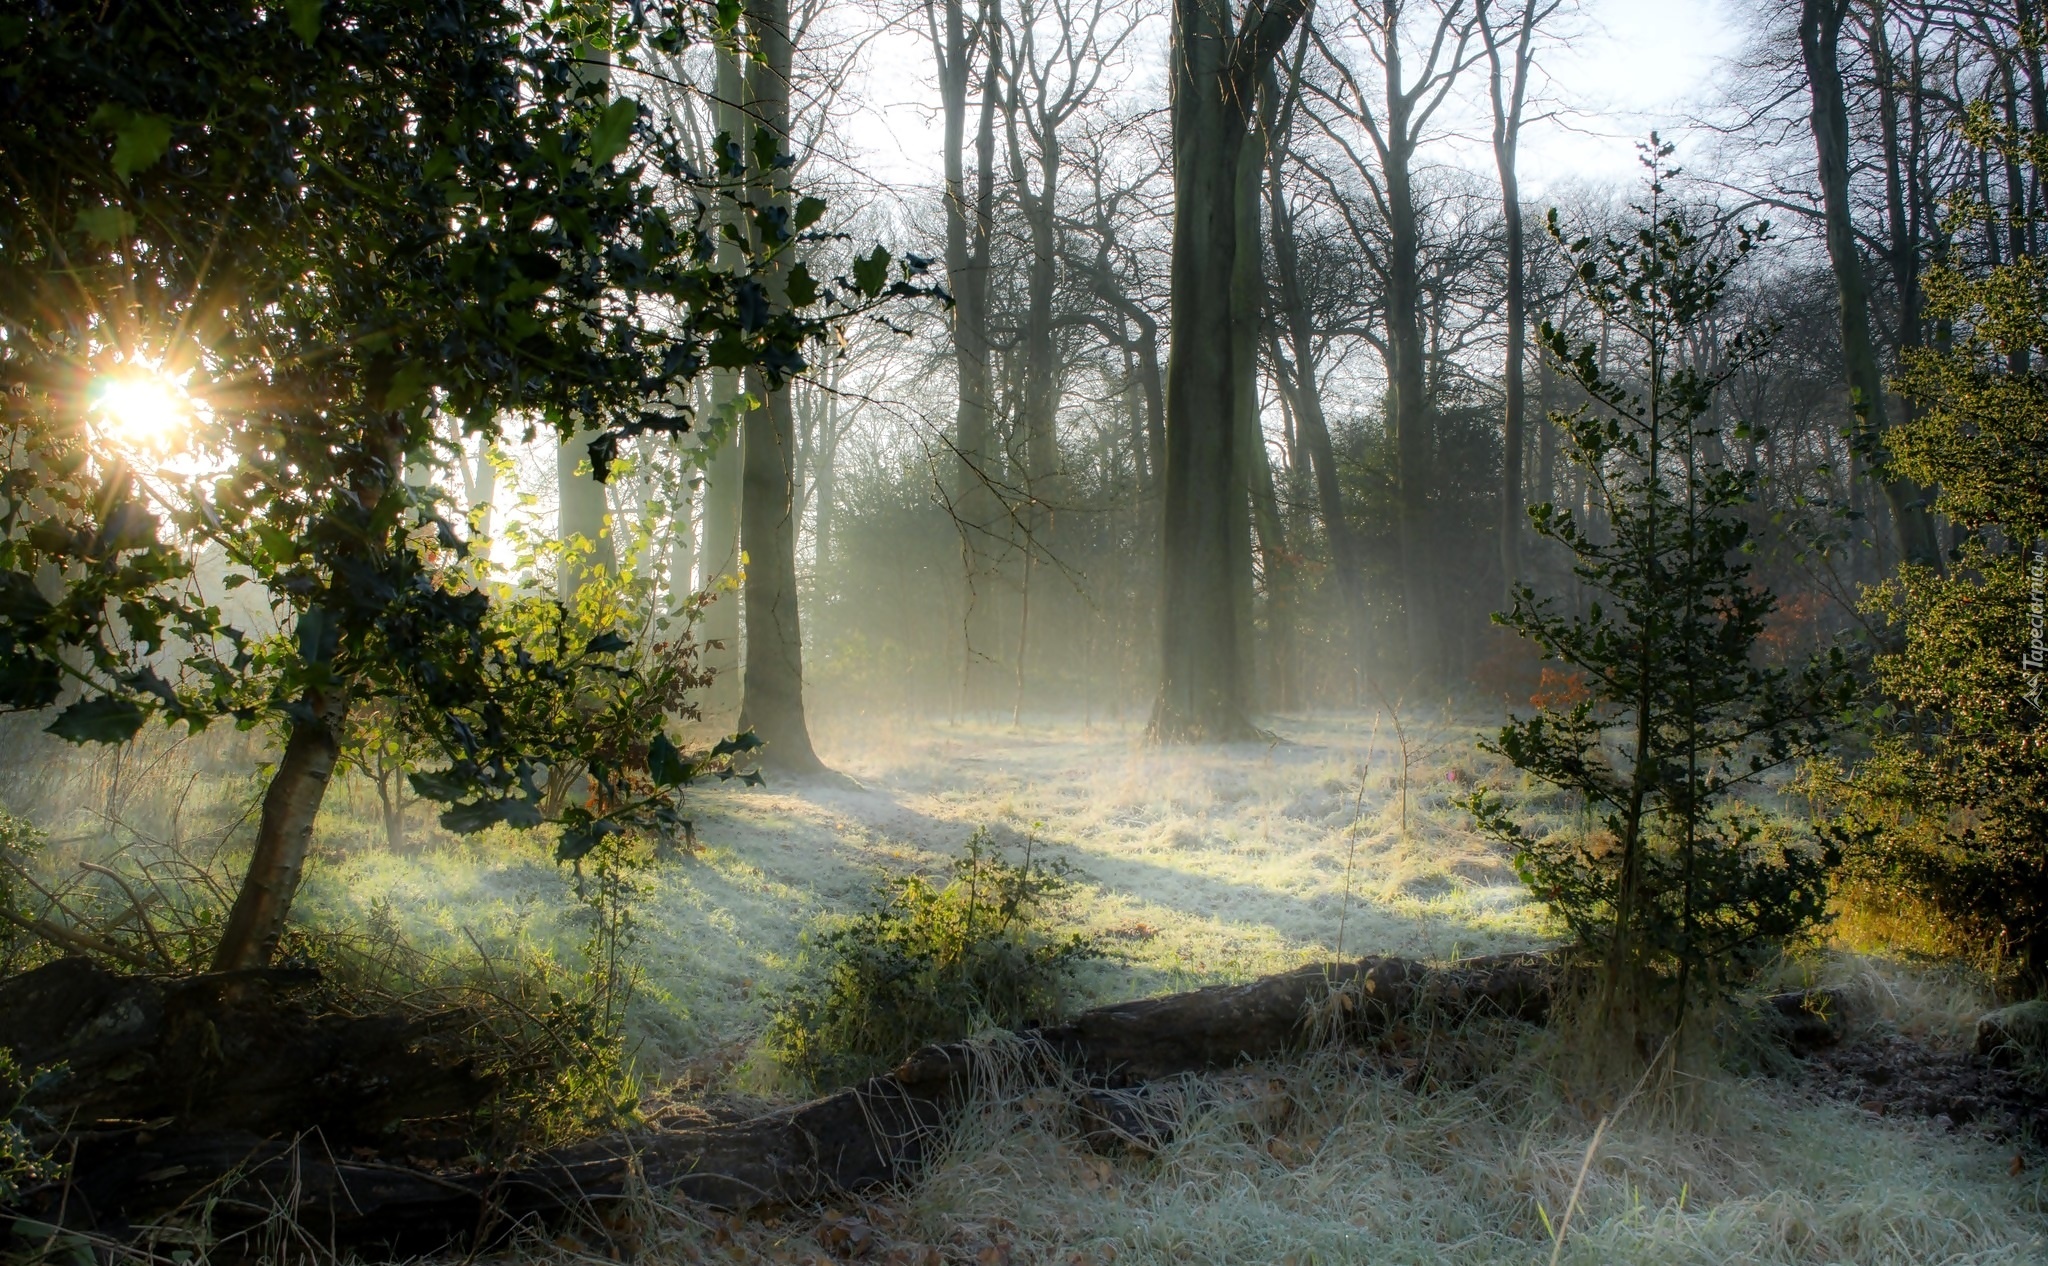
[[5, 952, 1554, 1249]]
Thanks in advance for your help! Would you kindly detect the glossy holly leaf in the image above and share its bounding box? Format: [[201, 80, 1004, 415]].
[[647, 731, 692, 787], [556, 816, 619, 862], [407, 769, 472, 802], [786, 262, 820, 307], [0, 572, 53, 626], [46, 696, 146, 744], [852, 246, 891, 298], [589, 97, 639, 167], [709, 730, 763, 758], [584, 631, 631, 655], [794, 196, 827, 231]]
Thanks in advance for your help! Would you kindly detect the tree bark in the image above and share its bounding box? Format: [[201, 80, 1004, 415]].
[[1799, 0, 1942, 570], [1266, 136, 1365, 650], [211, 689, 345, 970], [1481, 0, 1544, 602], [934, 0, 1003, 711], [1232, 98, 1294, 712], [698, 45, 748, 719], [24, 951, 1557, 1245], [1381, 30, 1435, 678], [737, 0, 823, 773], [1152, 0, 1306, 741]]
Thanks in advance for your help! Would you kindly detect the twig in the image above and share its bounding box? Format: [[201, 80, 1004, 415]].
[[78, 860, 177, 968], [0, 907, 152, 970]]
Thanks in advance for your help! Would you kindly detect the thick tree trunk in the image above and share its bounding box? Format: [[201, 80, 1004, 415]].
[[212, 687, 345, 970], [698, 50, 747, 717], [1800, 0, 1942, 570], [1154, 0, 1256, 741], [737, 0, 822, 773]]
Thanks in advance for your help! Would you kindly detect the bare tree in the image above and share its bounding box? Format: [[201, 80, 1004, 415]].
[[1799, 0, 1941, 569], [1477, 0, 1557, 597], [1306, 0, 1481, 677], [1150, 0, 1309, 739]]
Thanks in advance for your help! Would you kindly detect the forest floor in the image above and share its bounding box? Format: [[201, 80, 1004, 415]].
[[7, 710, 2046, 1263]]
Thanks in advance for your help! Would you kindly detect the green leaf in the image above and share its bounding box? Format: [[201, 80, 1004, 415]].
[[710, 729, 763, 758], [584, 630, 631, 655], [852, 246, 891, 299], [91, 105, 173, 183], [408, 769, 471, 802], [794, 196, 827, 231], [751, 125, 782, 173], [647, 731, 692, 787], [283, 0, 322, 44], [46, 696, 146, 745], [786, 262, 820, 308], [0, 571, 53, 626], [381, 361, 430, 412], [75, 205, 136, 243], [440, 799, 509, 833], [590, 98, 640, 168]]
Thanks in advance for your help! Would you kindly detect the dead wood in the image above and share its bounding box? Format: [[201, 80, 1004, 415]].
[[5, 952, 1556, 1250]]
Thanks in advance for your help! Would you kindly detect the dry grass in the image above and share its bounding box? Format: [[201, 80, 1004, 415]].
[[4, 710, 2042, 1263]]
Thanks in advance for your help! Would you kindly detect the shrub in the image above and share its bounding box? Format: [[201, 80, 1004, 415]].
[[1812, 102, 2048, 991], [765, 829, 1099, 1088], [1467, 142, 1851, 1033]]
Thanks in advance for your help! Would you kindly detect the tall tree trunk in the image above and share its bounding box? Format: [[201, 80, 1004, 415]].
[[1265, 125, 1364, 650], [1381, 41, 1434, 677], [699, 48, 747, 717], [1482, 0, 1542, 601], [1800, 0, 1942, 570], [935, 0, 1002, 711], [1151, 0, 1305, 740], [738, 0, 823, 773], [1229, 116, 1266, 705]]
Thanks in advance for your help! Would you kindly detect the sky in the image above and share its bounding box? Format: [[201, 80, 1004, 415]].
[[832, 0, 1751, 200]]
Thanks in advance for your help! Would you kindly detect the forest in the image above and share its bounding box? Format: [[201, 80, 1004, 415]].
[[1, 0, 2046, 1261]]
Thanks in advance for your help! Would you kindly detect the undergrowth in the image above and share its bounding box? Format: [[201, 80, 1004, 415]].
[[765, 828, 1101, 1089]]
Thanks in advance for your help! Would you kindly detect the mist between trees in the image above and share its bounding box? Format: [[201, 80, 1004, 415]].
[[575, 0, 2011, 737]]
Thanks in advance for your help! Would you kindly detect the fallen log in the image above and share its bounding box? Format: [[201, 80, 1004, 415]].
[[7, 952, 1556, 1250]]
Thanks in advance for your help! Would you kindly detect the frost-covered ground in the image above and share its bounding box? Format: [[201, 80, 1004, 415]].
[[9, 713, 2045, 1264], [303, 710, 1550, 1075]]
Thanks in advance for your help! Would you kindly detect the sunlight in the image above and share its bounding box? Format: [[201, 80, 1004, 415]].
[[90, 367, 190, 452]]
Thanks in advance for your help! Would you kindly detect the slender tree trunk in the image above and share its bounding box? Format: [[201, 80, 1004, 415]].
[[212, 689, 345, 970], [812, 375, 841, 582], [1482, 0, 1540, 600], [1266, 142, 1364, 647], [1382, 53, 1434, 677], [1229, 116, 1266, 704], [1800, 0, 1941, 569], [738, 0, 823, 772], [699, 48, 747, 716], [936, 0, 1002, 711]]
